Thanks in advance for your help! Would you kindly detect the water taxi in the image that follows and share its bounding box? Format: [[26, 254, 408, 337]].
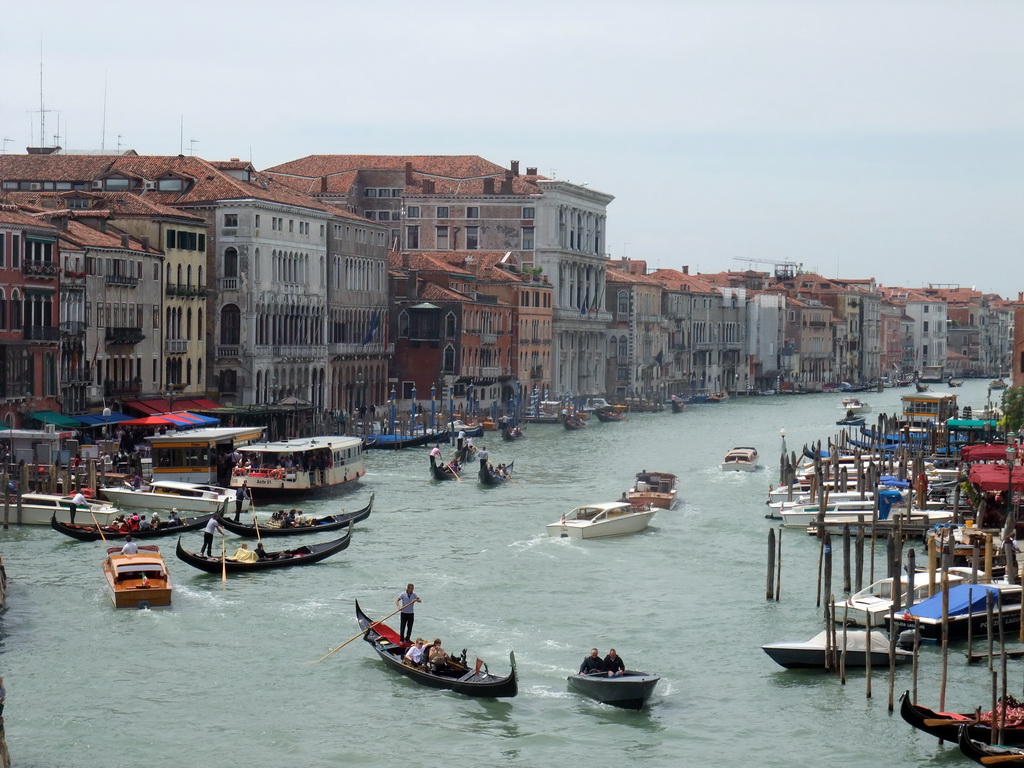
[[102, 545, 172, 608], [547, 502, 657, 539], [721, 447, 759, 472], [229, 435, 365, 497], [5, 493, 121, 526], [626, 471, 678, 509], [101, 481, 238, 516]]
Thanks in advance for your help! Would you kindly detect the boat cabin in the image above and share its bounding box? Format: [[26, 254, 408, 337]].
[[230, 435, 365, 494], [147, 427, 265, 484]]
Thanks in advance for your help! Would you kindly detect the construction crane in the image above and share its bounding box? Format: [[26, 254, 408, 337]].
[[732, 257, 802, 280]]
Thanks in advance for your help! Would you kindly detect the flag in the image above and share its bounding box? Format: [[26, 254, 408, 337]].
[[361, 310, 381, 346], [580, 301, 588, 316], [655, 350, 664, 367]]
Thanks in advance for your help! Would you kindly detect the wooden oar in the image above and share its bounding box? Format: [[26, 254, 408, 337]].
[[253, 513, 262, 543], [89, 508, 107, 543], [922, 717, 979, 727], [308, 603, 415, 664], [980, 755, 1024, 765], [221, 538, 227, 583], [447, 462, 462, 483]]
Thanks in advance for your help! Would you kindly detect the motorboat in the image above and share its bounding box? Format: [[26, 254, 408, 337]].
[[886, 582, 1023, 642], [546, 502, 657, 539], [721, 447, 759, 472], [101, 481, 236, 516], [831, 573, 967, 627], [566, 671, 661, 709], [762, 630, 912, 669], [6, 492, 121, 526], [102, 545, 172, 609], [626, 471, 678, 509], [840, 397, 871, 414], [778, 490, 951, 529]]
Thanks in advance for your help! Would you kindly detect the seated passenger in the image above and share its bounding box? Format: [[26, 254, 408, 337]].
[[579, 648, 606, 675], [229, 542, 258, 563], [255, 543, 271, 560], [167, 510, 182, 527], [150, 512, 161, 529], [428, 638, 450, 673], [404, 638, 427, 667], [138, 515, 152, 531]]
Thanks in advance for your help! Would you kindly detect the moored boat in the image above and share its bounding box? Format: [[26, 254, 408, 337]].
[[566, 671, 660, 709], [761, 630, 912, 669], [831, 573, 967, 627], [546, 502, 657, 539], [102, 545, 172, 608], [355, 601, 518, 698], [229, 435, 365, 497], [626, 471, 678, 509], [721, 447, 759, 472], [364, 430, 450, 449], [101, 480, 238, 516], [886, 582, 1023, 642], [899, 689, 1024, 745], [175, 526, 352, 573], [959, 723, 1024, 765], [217, 494, 373, 537], [9, 493, 121, 526], [51, 512, 213, 542]]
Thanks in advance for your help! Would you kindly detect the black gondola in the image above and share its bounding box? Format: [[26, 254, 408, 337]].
[[593, 409, 625, 423], [355, 601, 517, 698], [217, 494, 373, 538], [670, 399, 684, 414], [50, 513, 213, 542], [363, 430, 450, 450], [175, 525, 352, 573], [959, 723, 1024, 765], [501, 426, 525, 441], [430, 454, 461, 481], [479, 461, 514, 486], [566, 671, 660, 710], [899, 689, 1024, 745], [563, 415, 586, 430]]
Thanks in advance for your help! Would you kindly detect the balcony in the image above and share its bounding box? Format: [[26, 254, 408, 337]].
[[530, 366, 543, 379], [328, 341, 390, 357], [62, 367, 93, 385], [165, 339, 189, 354], [216, 345, 240, 358], [105, 379, 142, 397], [105, 327, 145, 345], [24, 325, 60, 341], [479, 366, 501, 379], [165, 284, 208, 298], [59, 320, 87, 336], [481, 332, 498, 345], [23, 260, 58, 279], [220, 277, 240, 291], [105, 274, 140, 287]]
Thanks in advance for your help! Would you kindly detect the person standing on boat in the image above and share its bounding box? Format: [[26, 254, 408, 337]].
[[234, 482, 248, 522], [200, 516, 225, 557], [477, 446, 489, 471], [69, 489, 87, 525], [604, 649, 625, 676], [579, 648, 606, 675], [396, 584, 421, 644], [430, 444, 443, 462]]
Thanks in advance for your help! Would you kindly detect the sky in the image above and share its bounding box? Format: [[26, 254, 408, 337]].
[[2, 0, 1022, 295]]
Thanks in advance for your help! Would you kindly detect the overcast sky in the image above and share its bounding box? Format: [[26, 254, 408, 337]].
[[2, 1, 1021, 295]]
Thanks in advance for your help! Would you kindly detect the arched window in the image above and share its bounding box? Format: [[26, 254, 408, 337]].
[[220, 304, 241, 345], [197, 358, 203, 386], [198, 265, 204, 287], [198, 308, 203, 341], [186, 308, 193, 339], [224, 247, 239, 278], [187, 358, 193, 385], [398, 310, 410, 338], [443, 344, 456, 373], [187, 264, 193, 287], [10, 290, 22, 330], [445, 312, 457, 337], [609, 337, 618, 358], [617, 290, 629, 316], [176, 264, 183, 286], [166, 264, 172, 284]]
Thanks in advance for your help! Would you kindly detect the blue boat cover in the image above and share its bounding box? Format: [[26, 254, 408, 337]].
[[904, 584, 1000, 619], [879, 476, 911, 488], [877, 489, 905, 520]]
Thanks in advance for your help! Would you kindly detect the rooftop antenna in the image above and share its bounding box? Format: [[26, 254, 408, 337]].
[[53, 114, 61, 147], [189, 139, 198, 155], [117, 134, 123, 153], [29, 40, 55, 147], [179, 114, 183, 154], [101, 71, 107, 152], [2, 138, 12, 154]]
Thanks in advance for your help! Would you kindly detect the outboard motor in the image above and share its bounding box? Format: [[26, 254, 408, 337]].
[[897, 628, 920, 652]]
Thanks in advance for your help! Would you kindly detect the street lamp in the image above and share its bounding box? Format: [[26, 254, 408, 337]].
[[1007, 442, 1017, 525], [430, 383, 436, 432], [103, 406, 111, 440], [389, 385, 396, 436], [356, 370, 364, 410]]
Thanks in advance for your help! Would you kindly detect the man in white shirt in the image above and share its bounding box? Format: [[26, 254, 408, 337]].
[[69, 490, 87, 525], [121, 535, 139, 555], [201, 516, 225, 557], [404, 638, 427, 666]]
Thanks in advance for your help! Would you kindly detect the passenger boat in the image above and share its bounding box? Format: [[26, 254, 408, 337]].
[[229, 435, 365, 497], [959, 723, 1024, 765], [626, 471, 678, 509], [546, 501, 657, 539], [991, 378, 1008, 390], [102, 545, 172, 608], [761, 630, 912, 669], [478, 461, 513, 486], [840, 397, 871, 414], [429, 454, 462, 480], [566, 671, 661, 709], [899, 689, 1024, 745], [101, 481, 237, 516], [363, 430, 449, 449], [355, 601, 518, 698], [721, 447, 759, 472], [175, 527, 352, 573], [3, 493, 121, 526], [885, 582, 1023, 642], [51, 512, 213, 542], [217, 494, 373, 538]]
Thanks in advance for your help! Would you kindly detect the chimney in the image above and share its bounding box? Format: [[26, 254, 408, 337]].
[[682, 266, 689, 275], [500, 170, 513, 194], [510, 160, 520, 177], [140, 236, 150, 250], [482, 178, 495, 194], [121, 234, 130, 248], [526, 166, 537, 176], [424, 179, 435, 194], [320, 176, 328, 193], [405, 161, 414, 185], [402, 252, 411, 269]]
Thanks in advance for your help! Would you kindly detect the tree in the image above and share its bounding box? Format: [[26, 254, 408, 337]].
[[1002, 386, 1024, 434]]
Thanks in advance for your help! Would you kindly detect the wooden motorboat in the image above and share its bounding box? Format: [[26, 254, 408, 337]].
[[217, 494, 373, 538], [101, 481, 237, 516], [547, 502, 657, 539], [886, 583, 1023, 642], [51, 512, 213, 542], [626, 471, 678, 510], [990, 378, 1008, 390], [761, 630, 912, 669], [102, 545, 172, 608], [429, 454, 462, 481], [175, 526, 352, 573], [959, 723, 1024, 765], [478, 461, 513, 486], [355, 601, 517, 698], [567, 671, 660, 709], [9, 493, 121, 526], [721, 447, 759, 472], [899, 690, 1024, 745]]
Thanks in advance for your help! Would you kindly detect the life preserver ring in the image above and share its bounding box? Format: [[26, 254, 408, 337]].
[[233, 467, 244, 476], [271, 469, 283, 479]]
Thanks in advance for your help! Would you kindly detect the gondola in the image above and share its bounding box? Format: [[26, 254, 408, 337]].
[[567, 671, 660, 710], [479, 461, 514, 486], [175, 525, 352, 573], [915, 382, 930, 393], [50, 513, 213, 542], [217, 494, 373, 538], [959, 723, 1024, 765], [355, 600, 517, 698], [670, 399, 684, 414], [563, 415, 586, 430], [363, 430, 449, 450], [501, 426, 525, 441], [593, 409, 625, 423], [899, 690, 1024, 745], [430, 454, 462, 481]]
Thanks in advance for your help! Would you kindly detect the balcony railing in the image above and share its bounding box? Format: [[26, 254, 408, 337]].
[[105, 379, 142, 397], [105, 274, 140, 287], [165, 284, 208, 298], [24, 325, 60, 341], [481, 332, 498, 345], [479, 366, 501, 379], [59, 320, 87, 336], [220, 277, 239, 290], [216, 345, 240, 358], [165, 339, 189, 354], [328, 341, 389, 356], [61, 367, 93, 385], [105, 327, 145, 345], [23, 260, 58, 278]]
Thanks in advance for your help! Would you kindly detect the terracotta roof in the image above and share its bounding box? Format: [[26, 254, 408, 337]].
[[605, 265, 662, 287], [419, 281, 473, 303], [53, 217, 161, 254], [646, 268, 718, 293], [2, 190, 205, 221], [0, 203, 58, 230], [388, 251, 473, 275]]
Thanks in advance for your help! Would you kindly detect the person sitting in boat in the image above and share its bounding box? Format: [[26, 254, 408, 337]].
[[427, 639, 451, 674], [255, 542, 270, 560], [229, 542, 259, 563], [404, 638, 428, 667], [579, 648, 606, 675], [150, 512, 161, 529], [603, 649, 625, 677], [284, 510, 298, 528], [138, 515, 152, 531], [167, 510, 182, 527], [127, 512, 141, 531]]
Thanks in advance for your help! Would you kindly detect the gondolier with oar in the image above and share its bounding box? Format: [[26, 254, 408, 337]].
[[396, 584, 422, 644]]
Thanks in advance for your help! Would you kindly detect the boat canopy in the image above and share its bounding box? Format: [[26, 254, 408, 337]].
[[876, 490, 905, 520], [968, 464, 1024, 492], [804, 630, 892, 652], [903, 584, 1000, 620], [961, 444, 1015, 463]]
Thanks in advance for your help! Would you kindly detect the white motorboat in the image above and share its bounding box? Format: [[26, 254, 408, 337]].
[[762, 630, 912, 669], [778, 490, 951, 529], [101, 481, 237, 516], [832, 573, 967, 627], [3, 493, 121, 526], [546, 502, 657, 539], [840, 397, 871, 414], [721, 447, 759, 472]]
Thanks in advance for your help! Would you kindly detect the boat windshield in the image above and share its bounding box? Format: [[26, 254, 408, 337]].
[[116, 563, 165, 576]]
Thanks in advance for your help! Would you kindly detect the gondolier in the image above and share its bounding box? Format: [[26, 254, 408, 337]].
[[396, 584, 421, 644], [69, 489, 86, 525], [234, 483, 248, 522], [201, 516, 225, 557]]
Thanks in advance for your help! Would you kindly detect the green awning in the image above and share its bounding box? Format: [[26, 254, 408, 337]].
[[30, 411, 85, 428], [947, 419, 999, 430]]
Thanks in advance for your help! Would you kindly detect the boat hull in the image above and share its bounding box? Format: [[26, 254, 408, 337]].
[[546, 509, 657, 539], [761, 644, 910, 669], [217, 495, 373, 538], [6, 495, 121, 526], [51, 513, 213, 542], [100, 487, 229, 515], [175, 528, 351, 573], [567, 672, 660, 709]]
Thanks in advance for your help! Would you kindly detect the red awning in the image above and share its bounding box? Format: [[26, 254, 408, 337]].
[[124, 397, 221, 415], [961, 444, 1014, 463], [119, 415, 176, 427], [124, 400, 164, 415], [968, 464, 1024, 492]]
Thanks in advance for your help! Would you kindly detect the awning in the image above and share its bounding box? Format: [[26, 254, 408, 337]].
[[74, 411, 133, 427], [31, 410, 85, 428], [125, 397, 222, 415], [125, 400, 165, 415], [961, 443, 1013, 463], [119, 411, 220, 428], [948, 419, 999, 432], [968, 464, 1024, 492]]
